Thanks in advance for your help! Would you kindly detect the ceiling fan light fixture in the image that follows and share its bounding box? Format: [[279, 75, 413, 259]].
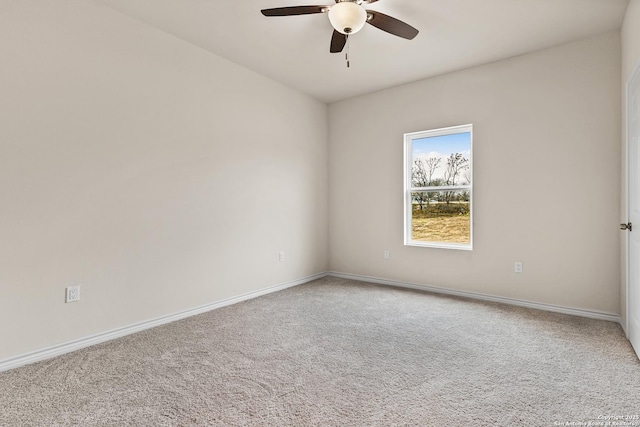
[[328, 2, 367, 35]]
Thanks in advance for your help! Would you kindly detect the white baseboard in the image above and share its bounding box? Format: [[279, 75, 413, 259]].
[[2, 271, 621, 373], [0, 272, 328, 373], [329, 271, 621, 324]]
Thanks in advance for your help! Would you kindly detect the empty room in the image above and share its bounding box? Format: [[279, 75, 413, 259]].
[[2, 0, 640, 425]]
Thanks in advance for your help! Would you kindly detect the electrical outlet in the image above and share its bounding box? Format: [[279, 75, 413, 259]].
[[278, 251, 285, 262], [65, 285, 80, 303], [514, 262, 523, 273], [383, 250, 390, 260]]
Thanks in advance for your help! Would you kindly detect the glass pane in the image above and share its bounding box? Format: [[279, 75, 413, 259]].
[[411, 190, 470, 245], [411, 132, 471, 187]]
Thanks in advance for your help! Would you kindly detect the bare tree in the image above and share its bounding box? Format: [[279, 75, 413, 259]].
[[412, 159, 428, 187], [411, 159, 429, 210], [425, 157, 441, 186], [444, 153, 469, 185], [423, 157, 441, 207], [462, 168, 471, 185], [443, 153, 469, 205]]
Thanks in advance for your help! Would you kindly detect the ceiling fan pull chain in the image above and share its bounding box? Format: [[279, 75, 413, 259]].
[[346, 36, 350, 68]]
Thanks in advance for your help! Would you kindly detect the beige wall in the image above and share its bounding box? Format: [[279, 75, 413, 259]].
[[621, 0, 640, 329], [622, 0, 640, 80], [0, 0, 328, 360], [329, 32, 621, 314]]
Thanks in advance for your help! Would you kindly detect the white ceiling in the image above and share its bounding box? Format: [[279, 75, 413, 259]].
[[92, 0, 629, 103]]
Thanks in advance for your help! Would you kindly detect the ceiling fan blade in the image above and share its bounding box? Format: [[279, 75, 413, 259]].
[[363, 0, 379, 3], [261, 6, 327, 17], [366, 10, 419, 40], [330, 30, 347, 53]]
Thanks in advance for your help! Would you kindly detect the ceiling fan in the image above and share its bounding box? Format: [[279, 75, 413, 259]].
[[261, 0, 419, 54]]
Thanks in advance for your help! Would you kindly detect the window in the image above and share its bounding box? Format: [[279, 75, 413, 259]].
[[404, 124, 473, 250]]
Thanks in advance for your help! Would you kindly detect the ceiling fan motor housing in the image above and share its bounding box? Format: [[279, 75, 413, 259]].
[[328, 1, 367, 35]]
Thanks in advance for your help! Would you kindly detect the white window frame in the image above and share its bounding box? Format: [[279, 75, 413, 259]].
[[403, 124, 473, 250]]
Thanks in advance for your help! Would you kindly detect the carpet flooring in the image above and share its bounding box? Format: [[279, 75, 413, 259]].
[[1, 276, 640, 426]]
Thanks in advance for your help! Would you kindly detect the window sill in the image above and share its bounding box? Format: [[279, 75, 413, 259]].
[[405, 241, 473, 251]]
